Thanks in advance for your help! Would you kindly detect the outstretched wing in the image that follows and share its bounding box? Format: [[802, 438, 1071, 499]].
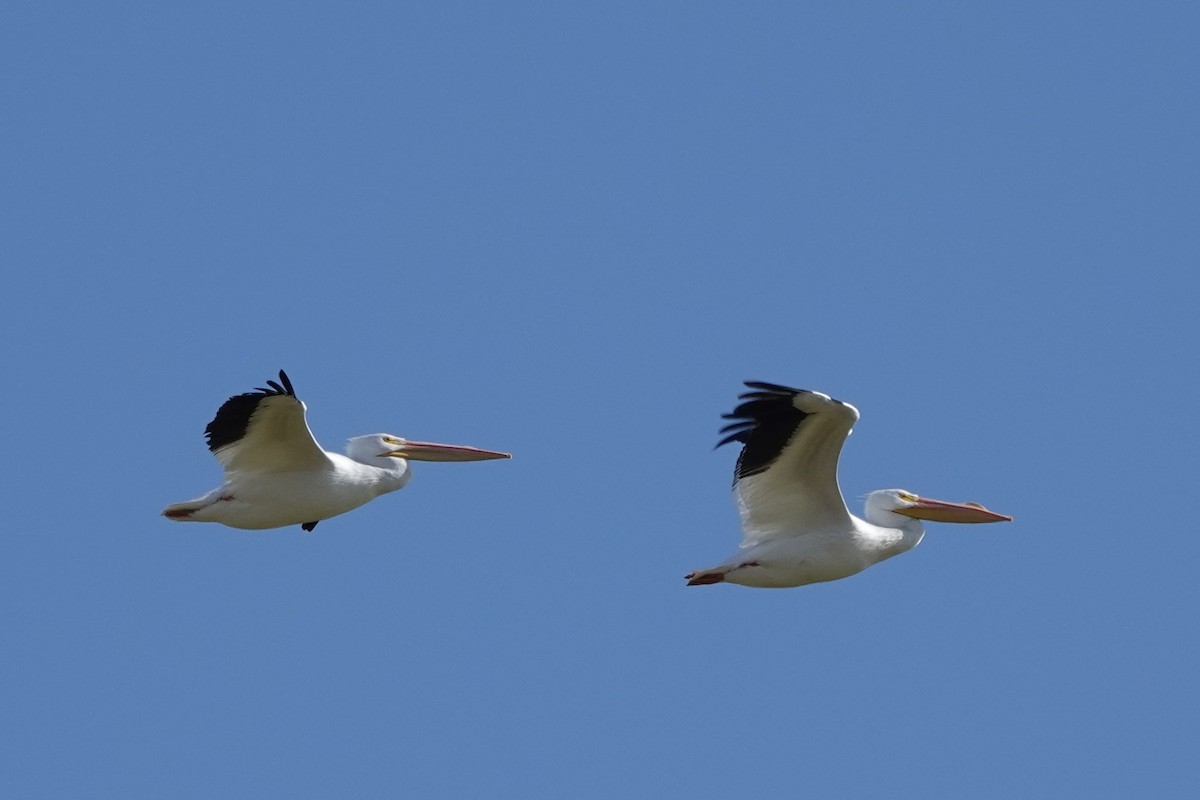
[[717, 382, 859, 546], [204, 370, 329, 473]]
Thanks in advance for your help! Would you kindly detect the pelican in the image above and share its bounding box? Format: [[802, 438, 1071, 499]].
[[162, 370, 510, 531], [685, 382, 1011, 588]]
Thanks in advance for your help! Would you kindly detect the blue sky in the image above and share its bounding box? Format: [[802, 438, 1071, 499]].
[[4, 1, 1198, 797]]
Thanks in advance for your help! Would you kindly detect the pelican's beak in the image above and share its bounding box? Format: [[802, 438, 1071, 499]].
[[381, 440, 511, 462], [894, 496, 1012, 523]]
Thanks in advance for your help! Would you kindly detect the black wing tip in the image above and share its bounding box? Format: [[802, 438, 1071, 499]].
[[203, 370, 299, 452], [713, 432, 742, 450], [718, 380, 858, 480], [742, 380, 800, 393], [715, 381, 807, 450], [715, 419, 757, 449], [716, 380, 815, 479], [254, 370, 296, 397], [737, 381, 805, 403]]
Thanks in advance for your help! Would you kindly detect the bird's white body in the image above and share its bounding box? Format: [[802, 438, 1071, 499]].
[[172, 450, 412, 530], [686, 383, 1010, 588], [695, 492, 926, 588], [163, 371, 509, 532]]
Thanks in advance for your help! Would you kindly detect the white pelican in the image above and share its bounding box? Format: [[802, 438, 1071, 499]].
[[162, 370, 510, 531], [685, 382, 1011, 588]]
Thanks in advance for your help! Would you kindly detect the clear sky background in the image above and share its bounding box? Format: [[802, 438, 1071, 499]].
[[4, 2, 1198, 797]]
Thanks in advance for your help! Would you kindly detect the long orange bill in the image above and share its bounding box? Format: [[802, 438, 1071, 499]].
[[382, 441, 511, 462], [893, 496, 1012, 524]]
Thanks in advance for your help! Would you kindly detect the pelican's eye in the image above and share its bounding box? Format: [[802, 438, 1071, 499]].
[[898, 491, 918, 503], [382, 436, 403, 446]]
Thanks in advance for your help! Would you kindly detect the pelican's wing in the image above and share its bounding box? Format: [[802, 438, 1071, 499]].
[[203, 370, 329, 473], [717, 382, 859, 546]]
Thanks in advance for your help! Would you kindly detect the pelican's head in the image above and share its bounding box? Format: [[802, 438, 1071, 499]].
[[865, 489, 1012, 527], [360, 433, 511, 463]]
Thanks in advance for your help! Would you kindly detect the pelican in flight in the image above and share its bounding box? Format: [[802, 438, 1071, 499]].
[[685, 382, 1011, 588], [162, 370, 510, 531]]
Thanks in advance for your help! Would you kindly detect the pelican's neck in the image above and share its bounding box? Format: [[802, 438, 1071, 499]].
[[329, 451, 413, 496], [372, 460, 413, 494], [858, 513, 925, 562]]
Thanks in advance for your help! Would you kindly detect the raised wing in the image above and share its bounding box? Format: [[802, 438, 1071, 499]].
[[717, 382, 859, 546], [204, 370, 329, 473]]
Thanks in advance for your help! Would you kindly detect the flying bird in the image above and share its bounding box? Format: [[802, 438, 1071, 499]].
[[685, 382, 1010, 588], [162, 370, 510, 531]]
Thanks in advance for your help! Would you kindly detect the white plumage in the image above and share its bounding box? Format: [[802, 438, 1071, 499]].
[[686, 382, 1010, 588], [163, 370, 509, 532]]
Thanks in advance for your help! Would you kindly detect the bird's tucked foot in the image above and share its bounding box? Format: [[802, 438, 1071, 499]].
[[685, 570, 727, 586], [685, 561, 761, 586], [301, 521, 319, 532]]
